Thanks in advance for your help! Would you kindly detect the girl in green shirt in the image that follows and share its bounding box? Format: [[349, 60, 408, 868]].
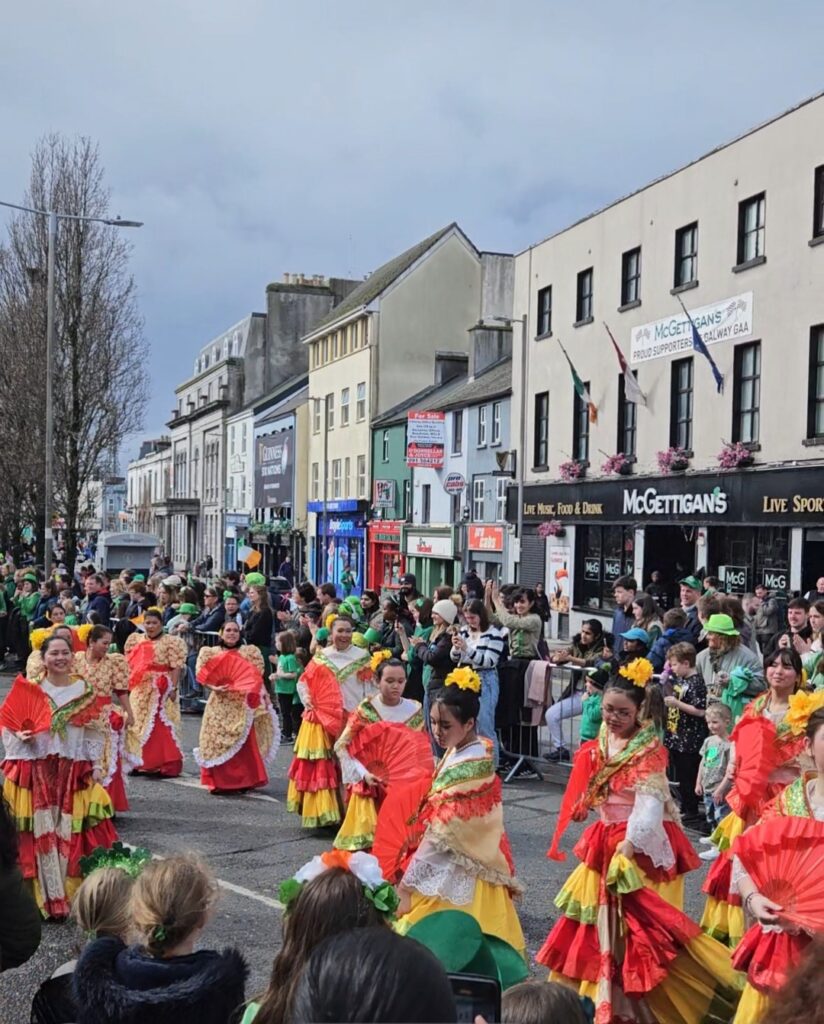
[[270, 630, 300, 741]]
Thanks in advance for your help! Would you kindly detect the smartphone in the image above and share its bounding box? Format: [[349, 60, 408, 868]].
[[448, 972, 501, 1023]]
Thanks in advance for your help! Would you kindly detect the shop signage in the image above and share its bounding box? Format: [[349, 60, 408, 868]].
[[630, 292, 753, 364], [604, 558, 622, 582], [548, 545, 570, 613], [443, 472, 466, 495], [373, 479, 396, 508], [254, 427, 294, 508], [467, 525, 504, 552], [406, 411, 446, 468], [719, 565, 749, 591], [406, 531, 454, 558], [225, 513, 250, 528], [372, 532, 400, 544], [326, 517, 365, 536], [584, 557, 600, 581], [308, 500, 361, 513], [763, 568, 788, 591]]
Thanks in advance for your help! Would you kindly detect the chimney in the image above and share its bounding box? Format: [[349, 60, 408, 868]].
[[283, 272, 291, 284]]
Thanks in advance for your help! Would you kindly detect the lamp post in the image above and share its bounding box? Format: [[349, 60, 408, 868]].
[[493, 314, 528, 582], [0, 200, 142, 572]]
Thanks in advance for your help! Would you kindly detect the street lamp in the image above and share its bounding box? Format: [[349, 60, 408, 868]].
[[0, 199, 142, 572], [493, 314, 528, 583]]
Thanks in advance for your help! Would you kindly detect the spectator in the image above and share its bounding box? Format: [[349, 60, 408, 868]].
[[318, 582, 337, 608], [663, 642, 709, 828], [377, 599, 404, 657], [695, 702, 733, 859], [719, 594, 757, 654], [486, 582, 543, 661], [340, 563, 356, 598], [579, 668, 607, 743], [644, 569, 669, 611], [804, 577, 824, 604], [396, 597, 433, 704], [702, 575, 723, 595], [501, 979, 588, 1024], [460, 569, 485, 601], [271, 629, 300, 743], [74, 854, 247, 1024], [156, 583, 180, 625], [412, 599, 457, 754], [631, 593, 664, 644], [550, 618, 604, 670], [799, 599, 824, 689], [359, 589, 383, 631], [543, 619, 605, 761], [764, 597, 812, 658], [190, 586, 226, 634], [533, 582, 551, 623], [277, 554, 294, 587], [244, 586, 274, 688], [83, 574, 112, 627], [449, 598, 505, 764], [695, 613, 764, 699], [0, 795, 41, 973], [398, 572, 420, 603], [611, 576, 637, 643], [753, 583, 785, 653], [125, 581, 149, 620], [648, 608, 694, 672], [678, 575, 704, 645], [224, 592, 244, 627]]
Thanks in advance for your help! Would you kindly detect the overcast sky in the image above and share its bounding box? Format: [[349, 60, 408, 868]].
[[2, 1, 823, 464]]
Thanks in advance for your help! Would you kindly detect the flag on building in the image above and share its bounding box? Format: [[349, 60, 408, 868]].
[[603, 322, 646, 406], [558, 340, 597, 423], [675, 294, 725, 394]]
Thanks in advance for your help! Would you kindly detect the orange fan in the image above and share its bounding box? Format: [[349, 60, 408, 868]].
[[198, 650, 262, 695], [307, 671, 345, 739], [728, 715, 781, 818], [546, 739, 598, 861], [372, 775, 431, 883], [0, 676, 52, 735], [127, 641, 158, 690], [734, 816, 824, 933], [348, 722, 434, 789]]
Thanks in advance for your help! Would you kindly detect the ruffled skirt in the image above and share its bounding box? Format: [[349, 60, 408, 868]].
[[200, 729, 268, 793], [286, 717, 341, 828], [334, 782, 380, 851], [729, 925, 811, 1023], [701, 811, 746, 947]]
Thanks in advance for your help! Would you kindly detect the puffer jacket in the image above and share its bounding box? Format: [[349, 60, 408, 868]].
[[648, 626, 696, 673]]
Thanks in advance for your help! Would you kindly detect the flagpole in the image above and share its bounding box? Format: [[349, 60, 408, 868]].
[[673, 293, 725, 393]]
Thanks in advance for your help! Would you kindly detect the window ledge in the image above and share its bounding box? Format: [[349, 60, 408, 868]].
[[808, 235, 824, 248], [732, 255, 766, 274], [670, 280, 698, 295], [618, 299, 641, 313], [802, 436, 824, 447], [490, 441, 502, 448], [535, 330, 553, 342], [740, 441, 762, 452], [573, 316, 594, 328], [532, 464, 549, 473], [476, 443, 487, 450]]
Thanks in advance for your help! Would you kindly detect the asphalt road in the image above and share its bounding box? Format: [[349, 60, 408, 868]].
[[0, 673, 712, 1024]]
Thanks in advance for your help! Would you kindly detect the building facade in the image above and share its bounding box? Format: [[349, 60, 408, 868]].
[[510, 92, 824, 634], [126, 438, 172, 548]]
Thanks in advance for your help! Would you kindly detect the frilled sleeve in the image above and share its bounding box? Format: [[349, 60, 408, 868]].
[[334, 707, 370, 784], [108, 654, 130, 694], [626, 789, 675, 869], [123, 632, 142, 655], [163, 636, 187, 670], [239, 645, 265, 674]]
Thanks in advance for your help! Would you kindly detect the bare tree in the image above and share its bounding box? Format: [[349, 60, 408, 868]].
[[0, 134, 148, 574]]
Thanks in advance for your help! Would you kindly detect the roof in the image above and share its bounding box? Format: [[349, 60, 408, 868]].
[[305, 223, 467, 337], [371, 373, 467, 429]]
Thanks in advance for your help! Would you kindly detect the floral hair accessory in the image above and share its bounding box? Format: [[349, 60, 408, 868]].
[[370, 649, 393, 673], [75, 623, 94, 645], [444, 666, 482, 693], [325, 612, 338, 630], [619, 657, 654, 688], [278, 850, 399, 918], [79, 841, 152, 878], [786, 689, 824, 735]]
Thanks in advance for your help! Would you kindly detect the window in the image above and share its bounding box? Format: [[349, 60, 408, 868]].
[[230, 426, 236, 455], [356, 382, 366, 421], [325, 393, 334, 429], [313, 399, 321, 434], [340, 388, 350, 426], [403, 479, 412, 520], [808, 326, 824, 438], [344, 457, 351, 496], [737, 193, 766, 264], [674, 222, 698, 287], [575, 525, 635, 610], [242, 423, 247, 452], [814, 166, 824, 240], [537, 285, 552, 336], [621, 247, 641, 306], [382, 429, 390, 462], [451, 492, 462, 524], [477, 406, 487, 446], [452, 410, 463, 454], [617, 373, 638, 458], [491, 401, 502, 445], [670, 357, 694, 449], [322, 338, 329, 363], [421, 484, 431, 524], [472, 479, 485, 521], [357, 455, 366, 498], [331, 459, 341, 498], [496, 478, 507, 522], [332, 332, 339, 359], [573, 383, 591, 462], [341, 331, 348, 356], [732, 341, 761, 443], [533, 391, 549, 468], [350, 322, 359, 349], [576, 268, 593, 323]]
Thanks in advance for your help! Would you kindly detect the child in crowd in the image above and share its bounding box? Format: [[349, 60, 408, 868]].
[[60, 594, 80, 625], [269, 630, 300, 743], [502, 980, 589, 1024], [663, 641, 709, 828], [580, 667, 606, 741], [648, 607, 695, 672], [695, 702, 733, 861], [73, 854, 248, 1024]]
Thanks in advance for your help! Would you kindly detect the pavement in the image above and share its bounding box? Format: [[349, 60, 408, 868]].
[[0, 671, 712, 1024]]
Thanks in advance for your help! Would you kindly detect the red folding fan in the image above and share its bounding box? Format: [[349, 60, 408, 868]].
[[0, 675, 52, 735], [734, 816, 824, 933], [372, 775, 431, 883], [198, 650, 263, 695], [546, 739, 599, 861], [127, 640, 158, 690], [348, 722, 434, 789], [728, 715, 781, 818], [307, 671, 345, 739]]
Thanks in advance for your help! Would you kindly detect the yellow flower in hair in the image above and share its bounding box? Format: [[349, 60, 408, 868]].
[[30, 627, 52, 651], [75, 623, 93, 645], [325, 612, 338, 630], [445, 666, 482, 693], [619, 657, 654, 689], [786, 689, 824, 735], [370, 649, 392, 673]]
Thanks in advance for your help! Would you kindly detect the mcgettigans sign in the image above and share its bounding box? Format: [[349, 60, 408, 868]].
[[622, 487, 728, 516]]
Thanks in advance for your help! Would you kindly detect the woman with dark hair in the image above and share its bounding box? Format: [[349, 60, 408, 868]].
[[359, 590, 383, 631], [244, 586, 274, 691], [0, 795, 41, 971], [544, 619, 606, 762], [702, 646, 811, 948], [398, 672, 525, 954], [538, 669, 739, 1023], [449, 598, 505, 765], [396, 597, 433, 704], [631, 594, 664, 644], [289, 927, 456, 1024]]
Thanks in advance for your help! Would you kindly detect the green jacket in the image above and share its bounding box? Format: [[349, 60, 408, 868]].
[[13, 592, 39, 621], [580, 692, 603, 741]]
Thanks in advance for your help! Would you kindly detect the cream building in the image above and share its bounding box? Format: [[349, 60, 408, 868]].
[[511, 91, 824, 632], [126, 438, 172, 545]]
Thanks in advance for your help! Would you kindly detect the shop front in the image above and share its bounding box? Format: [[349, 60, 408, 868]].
[[367, 520, 405, 595], [224, 513, 250, 572], [308, 500, 367, 596], [512, 466, 822, 631], [467, 524, 506, 582], [402, 526, 458, 595]]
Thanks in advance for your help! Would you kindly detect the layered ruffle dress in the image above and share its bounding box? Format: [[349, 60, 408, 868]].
[[1, 675, 117, 918], [730, 773, 823, 1024], [333, 694, 424, 851], [124, 633, 187, 777], [536, 723, 741, 1024], [286, 646, 375, 828], [399, 737, 526, 956], [701, 693, 807, 947], [194, 645, 280, 793]]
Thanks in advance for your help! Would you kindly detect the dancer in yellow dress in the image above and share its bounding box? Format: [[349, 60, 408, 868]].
[[397, 666, 526, 956], [333, 654, 425, 851]]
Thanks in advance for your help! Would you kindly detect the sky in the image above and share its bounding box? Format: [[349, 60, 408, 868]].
[[2, 1, 823, 465]]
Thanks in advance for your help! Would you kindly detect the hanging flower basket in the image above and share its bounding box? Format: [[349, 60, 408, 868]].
[[657, 447, 691, 474], [559, 459, 585, 482], [537, 519, 565, 538], [717, 441, 754, 469], [602, 453, 632, 476]]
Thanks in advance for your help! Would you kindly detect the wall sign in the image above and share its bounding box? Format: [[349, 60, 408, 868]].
[[373, 479, 396, 508], [406, 411, 446, 468], [254, 428, 294, 508], [630, 292, 753, 364], [467, 525, 504, 552], [444, 472, 467, 494], [763, 568, 788, 591], [719, 565, 749, 591], [405, 531, 454, 558]]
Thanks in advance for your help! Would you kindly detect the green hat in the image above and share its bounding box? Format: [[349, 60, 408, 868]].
[[23, 572, 38, 584], [362, 627, 382, 644], [178, 603, 199, 616], [406, 911, 527, 991], [132, 574, 146, 582], [704, 613, 739, 637], [245, 572, 265, 586], [680, 575, 703, 592]]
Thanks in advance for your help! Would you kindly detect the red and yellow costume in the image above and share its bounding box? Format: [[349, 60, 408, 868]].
[[1, 675, 117, 918], [537, 723, 741, 1024], [398, 737, 525, 956], [286, 645, 375, 828], [124, 632, 187, 777], [194, 644, 280, 793], [333, 694, 424, 851], [701, 692, 808, 947]]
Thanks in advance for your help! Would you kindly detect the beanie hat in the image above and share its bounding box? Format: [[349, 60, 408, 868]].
[[432, 599, 458, 625]]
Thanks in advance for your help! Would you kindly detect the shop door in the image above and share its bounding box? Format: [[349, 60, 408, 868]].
[[643, 526, 697, 605], [803, 529, 824, 595]]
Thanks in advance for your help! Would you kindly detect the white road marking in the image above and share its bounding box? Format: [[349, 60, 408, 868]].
[[163, 775, 281, 803]]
